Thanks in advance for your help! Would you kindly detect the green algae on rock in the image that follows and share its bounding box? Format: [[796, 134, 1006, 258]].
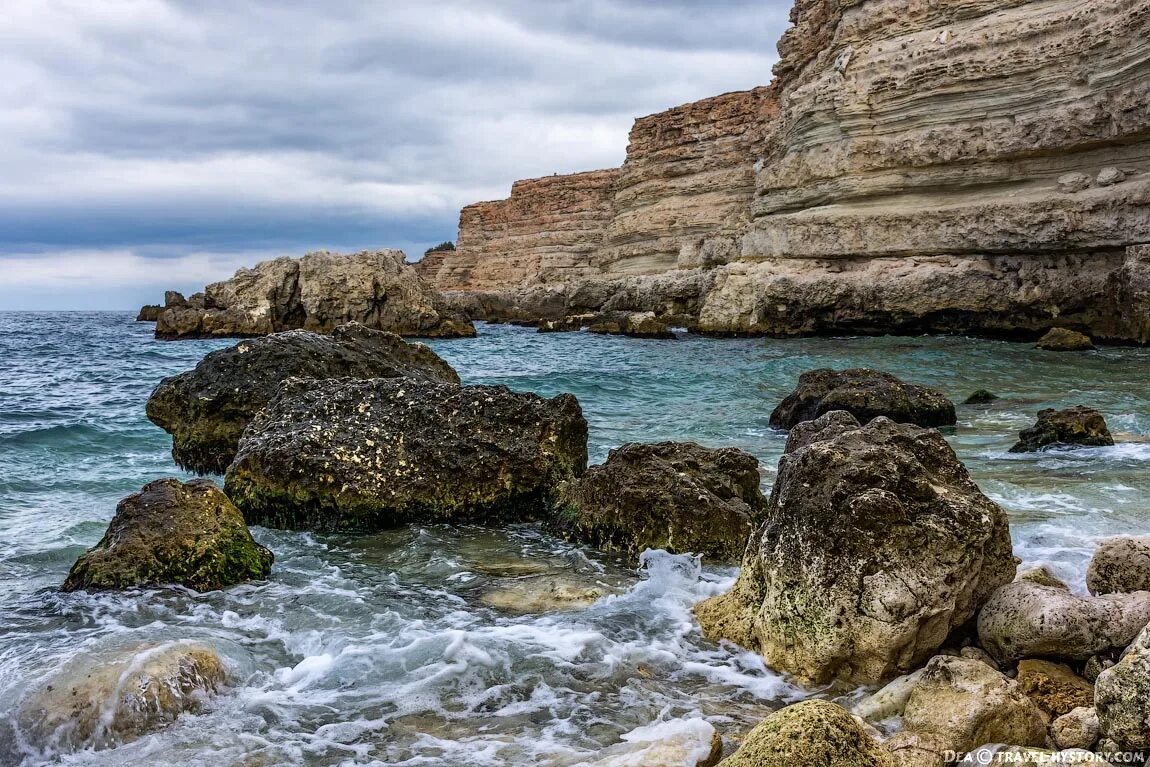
[[1037, 327, 1097, 351], [225, 377, 588, 531], [716, 700, 892, 767], [146, 322, 460, 474], [1009, 405, 1115, 453], [62, 478, 272, 592], [769, 368, 956, 430], [551, 441, 766, 561]]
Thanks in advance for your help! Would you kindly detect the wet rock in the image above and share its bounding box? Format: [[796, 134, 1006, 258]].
[[695, 418, 1016, 685], [1036, 327, 1096, 351], [1015, 659, 1094, 718], [136, 304, 161, 322], [977, 579, 1150, 664], [479, 575, 609, 614], [551, 441, 767, 561], [782, 409, 861, 453], [584, 719, 721, 767], [853, 669, 925, 723], [1008, 406, 1115, 453], [716, 700, 892, 767], [1087, 536, 1150, 595], [155, 249, 475, 340], [1051, 707, 1100, 751], [16, 641, 227, 753], [146, 323, 459, 474], [225, 378, 588, 531], [890, 656, 1049, 763], [62, 478, 272, 592], [963, 389, 999, 405], [1095, 638, 1150, 751], [587, 311, 676, 339], [537, 314, 595, 333], [769, 368, 956, 430]]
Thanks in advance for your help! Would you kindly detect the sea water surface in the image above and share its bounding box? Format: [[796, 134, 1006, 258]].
[[1, 312, 1149, 766]]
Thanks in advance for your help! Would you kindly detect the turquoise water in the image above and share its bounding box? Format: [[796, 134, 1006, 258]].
[[1, 312, 1149, 766]]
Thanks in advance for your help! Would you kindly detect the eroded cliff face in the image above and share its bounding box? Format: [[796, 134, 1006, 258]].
[[426, 0, 1150, 342]]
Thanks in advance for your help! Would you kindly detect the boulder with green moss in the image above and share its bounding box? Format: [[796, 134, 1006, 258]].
[[146, 322, 460, 474], [550, 441, 767, 561], [225, 378, 588, 531], [63, 478, 272, 592], [716, 700, 892, 767]]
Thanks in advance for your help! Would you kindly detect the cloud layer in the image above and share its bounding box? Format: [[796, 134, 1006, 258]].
[[0, 0, 787, 309]]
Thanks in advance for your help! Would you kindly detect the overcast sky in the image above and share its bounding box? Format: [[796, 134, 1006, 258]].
[[1, 0, 787, 310]]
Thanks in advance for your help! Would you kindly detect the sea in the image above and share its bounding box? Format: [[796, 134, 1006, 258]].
[[2, 312, 1149, 766]]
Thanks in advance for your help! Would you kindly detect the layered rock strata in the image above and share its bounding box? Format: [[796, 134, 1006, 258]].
[[422, 0, 1150, 342]]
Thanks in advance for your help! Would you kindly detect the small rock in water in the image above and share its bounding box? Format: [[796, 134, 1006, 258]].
[[716, 700, 892, 766], [963, 389, 999, 405], [1036, 327, 1096, 351], [1009, 406, 1114, 452], [479, 574, 610, 614], [16, 641, 227, 754], [1087, 536, 1150, 595], [62, 478, 272, 592], [583, 718, 721, 767], [136, 304, 161, 322], [769, 368, 956, 430], [587, 311, 676, 339]]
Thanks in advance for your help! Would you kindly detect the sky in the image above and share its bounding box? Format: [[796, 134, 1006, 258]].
[[0, 0, 788, 310]]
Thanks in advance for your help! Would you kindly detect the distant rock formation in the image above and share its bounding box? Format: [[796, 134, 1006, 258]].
[[421, 0, 1150, 343], [155, 250, 475, 340], [135, 304, 161, 322]]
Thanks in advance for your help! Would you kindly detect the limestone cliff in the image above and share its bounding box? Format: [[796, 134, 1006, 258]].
[[155, 250, 475, 340], [426, 0, 1150, 342]]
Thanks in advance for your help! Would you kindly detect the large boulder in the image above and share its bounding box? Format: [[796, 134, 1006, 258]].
[[550, 442, 767, 561], [884, 656, 1049, 765], [16, 641, 226, 753], [1036, 327, 1096, 351], [146, 323, 459, 474], [695, 418, 1016, 686], [1008, 406, 1114, 453], [977, 578, 1150, 664], [1087, 536, 1150, 595], [1095, 628, 1150, 751], [716, 700, 892, 767], [225, 378, 588, 531], [769, 369, 956, 430], [155, 250, 475, 340], [62, 478, 272, 592]]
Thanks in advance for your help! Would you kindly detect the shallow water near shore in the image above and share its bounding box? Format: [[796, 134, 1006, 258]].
[[1, 312, 1149, 766]]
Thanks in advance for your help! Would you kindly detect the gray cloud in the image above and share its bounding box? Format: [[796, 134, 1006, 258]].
[[0, 0, 788, 309]]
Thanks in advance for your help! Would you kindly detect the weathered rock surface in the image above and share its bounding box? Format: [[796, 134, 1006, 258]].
[[1009, 406, 1115, 453], [156, 250, 474, 340], [1037, 327, 1096, 352], [136, 304, 161, 322], [479, 575, 610, 615], [977, 578, 1150, 664], [853, 668, 926, 724], [551, 442, 767, 561], [1095, 631, 1150, 752], [695, 418, 1016, 685], [146, 323, 459, 474], [716, 700, 892, 767], [887, 656, 1049, 765], [587, 311, 676, 339], [1051, 707, 1101, 751], [1087, 536, 1150, 596], [770, 368, 956, 430], [16, 641, 227, 753], [62, 479, 272, 592], [1015, 659, 1095, 718], [225, 378, 588, 531], [782, 409, 861, 453]]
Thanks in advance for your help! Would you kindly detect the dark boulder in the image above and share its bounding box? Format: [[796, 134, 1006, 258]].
[[225, 378, 588, 531], [63, 478, 272, 592], [1009, 406, 1114, 452], [769, 368, 956, 430], [551, 442, 767, 561], [136, 305, 162, 322], [146, 323, 459, 474], [964, 389, 1000, 405], [783, 410, 861, 453], [1037, 327, 1096, 351]]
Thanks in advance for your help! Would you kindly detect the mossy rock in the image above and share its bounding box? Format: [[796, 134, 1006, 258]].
[[1009, 406, 1114, 452], [717, 700, 892, 766]]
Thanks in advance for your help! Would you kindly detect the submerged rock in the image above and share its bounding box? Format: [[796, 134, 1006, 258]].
[[964, 389, 1000, 405], [1008, 406, 1114, 453], [479, 575, 611, 614], [225, 378, 588, 531], [1087, 536, 1150, 595], [695, 418, 1016, 686], [1036, 327, 1096, 351], [136, 304, 161, 322], [715, 700, 892, 767], [977, 578, 1150, 664], [155, 249, 475, 340], [17, 641, 226, 754], [885, 656, 1048, 765], [587, 311, 676, 339], [146, 323, 459, 474], [551, 441, 767, 561], [1015, 659, 1094, 718], [587, 718, 721, 767], [769, 368, 956, 430], [62, 478, 272, 592]]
